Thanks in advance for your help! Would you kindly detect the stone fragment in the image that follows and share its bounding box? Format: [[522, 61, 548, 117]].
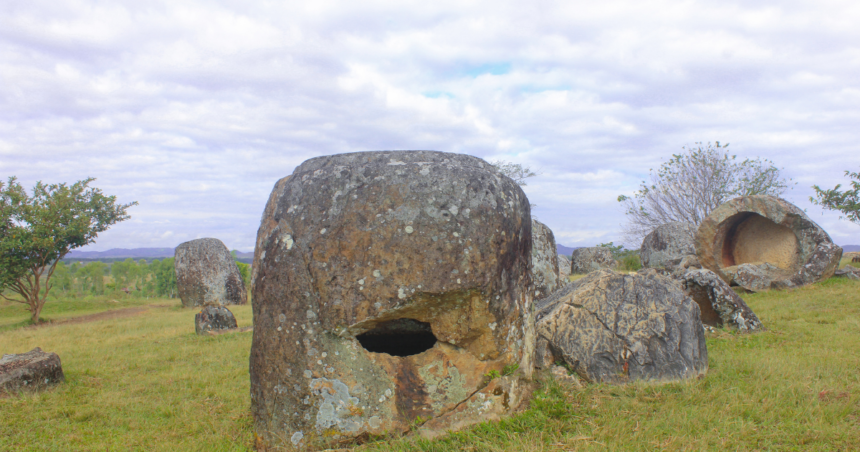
[[834, 266, 860, 280], [0, 347, 64, 395], [557, 254, 571, 282], [695, 195, 843, 291], [536, 269, 708, 384], [250, 151, 534, 450], [569, 247, 616, 274], [195, 305, 239, 335], [531, 219, 560, 301], [550, 365, 582, 387], [175, 238, 247, 308], [640, 222, 696, 268], [679, 269, 763, 332]]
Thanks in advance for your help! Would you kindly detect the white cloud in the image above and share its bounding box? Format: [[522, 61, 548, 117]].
[[2, 0, 859, 251]]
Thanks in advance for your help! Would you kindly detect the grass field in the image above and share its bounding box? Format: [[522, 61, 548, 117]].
[[1, 270, 859, 451]]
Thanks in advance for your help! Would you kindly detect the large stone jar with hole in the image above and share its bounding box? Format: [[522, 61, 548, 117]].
[[250, 151, 534, 450], [695, 195, 842, 291]]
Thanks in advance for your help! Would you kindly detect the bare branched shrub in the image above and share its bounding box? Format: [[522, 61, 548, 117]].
[[617, 142, 792, 244]]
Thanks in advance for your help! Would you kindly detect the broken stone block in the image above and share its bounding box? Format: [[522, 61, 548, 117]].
[[0, 347, 64, 395], [570, 247, 616, 274], [557, 254, 571, 282], [531, 219, 560, 301], [536, 269, 708, 384], [195, 305, 239, 335], [175, 238, 247, 308], [695, 195, 842, 292], [834, 266, 860, 280], [249, 151, 534, 450], [679, 269, 763, 332], [640, 222, 696, 269]]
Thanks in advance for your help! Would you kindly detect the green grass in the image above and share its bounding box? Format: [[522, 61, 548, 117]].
[[0, 294, 160, 331], [2, 277, 860, 451]]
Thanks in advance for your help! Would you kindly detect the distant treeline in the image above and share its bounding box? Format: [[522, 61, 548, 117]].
[[46, 257, 252, 299]]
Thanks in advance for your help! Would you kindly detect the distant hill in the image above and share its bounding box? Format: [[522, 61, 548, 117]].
[[843, 245, 860, 252], [67, 248, 176, 259], [66, 247, 254, 263], [557, 244, 580, 256]]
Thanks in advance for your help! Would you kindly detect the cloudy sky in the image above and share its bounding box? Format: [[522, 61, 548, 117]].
[[2, 0, 859, 251]]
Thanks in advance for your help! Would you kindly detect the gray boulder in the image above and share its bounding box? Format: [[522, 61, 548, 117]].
[[1, 347, 64, 395], [195, 305, 239, 334], [531, 219, 560, 300], [640, 222, 696, 268], [679, 269, 763, 332], [536, 269, 707, 384], [570, 247, 616, 274], [250, 151, 535, 449], [175, 238, 247, 308]]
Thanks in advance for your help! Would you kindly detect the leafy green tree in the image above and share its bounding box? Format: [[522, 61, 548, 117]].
[[617, 142, 792, 243], [0, 177, 136, 322], [811, 169, 860, 224], [598, 242, 641, 272], [80, 262, 107, 296], [155, 257, 177, 298]]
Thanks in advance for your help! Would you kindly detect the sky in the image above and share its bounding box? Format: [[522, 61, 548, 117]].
[[2, 0, 859, 252]]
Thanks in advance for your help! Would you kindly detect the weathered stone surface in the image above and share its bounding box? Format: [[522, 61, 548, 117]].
[[695, 195, 843, 291], [1, 347, 64, 395], [531, 219, 560, 301], [570, 247, 616, 274], [535, 269, 707, 384], [834, 266, 860, 280], [195, 305, 239, 335], [175, 238, 247, 308], [679, 269, 763, 332], [640, 222, 696, 268], [250, 151, 534, 450], [557, 254, 571, 282]]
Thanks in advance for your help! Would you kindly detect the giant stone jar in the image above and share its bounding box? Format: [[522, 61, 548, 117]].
[[250, 151, 535, 450]]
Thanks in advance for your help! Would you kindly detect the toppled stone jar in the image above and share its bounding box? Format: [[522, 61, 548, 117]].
[[175, 238, 247, 307], [250, 151, 534, 450], [695, 195, 842, 291], [1, 347, 65, 395]]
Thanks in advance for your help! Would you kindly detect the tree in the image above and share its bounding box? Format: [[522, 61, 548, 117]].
[[617, 142, 792, 243], [811, 169, 860, 224], [490, 160, 538, 186], [0, 177, 137, 323]]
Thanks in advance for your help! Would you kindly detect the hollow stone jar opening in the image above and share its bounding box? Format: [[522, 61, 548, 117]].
[[356, 318, 437, 357], [720, 212, 799, 270]]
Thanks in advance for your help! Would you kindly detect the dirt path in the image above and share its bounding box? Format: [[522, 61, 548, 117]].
[[25, 304, 170, 329]]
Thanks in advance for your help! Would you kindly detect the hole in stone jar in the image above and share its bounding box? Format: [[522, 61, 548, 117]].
[[356, 318, 437, 357], [720, 212, 799, 270]]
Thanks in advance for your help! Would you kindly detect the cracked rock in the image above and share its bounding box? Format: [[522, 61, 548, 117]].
[[250, 151, 534, 450], [557, 254, 571, 283], [678, 269, 763, 332], [536, 269, 708, 384], [531, 219, 561, 301]]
